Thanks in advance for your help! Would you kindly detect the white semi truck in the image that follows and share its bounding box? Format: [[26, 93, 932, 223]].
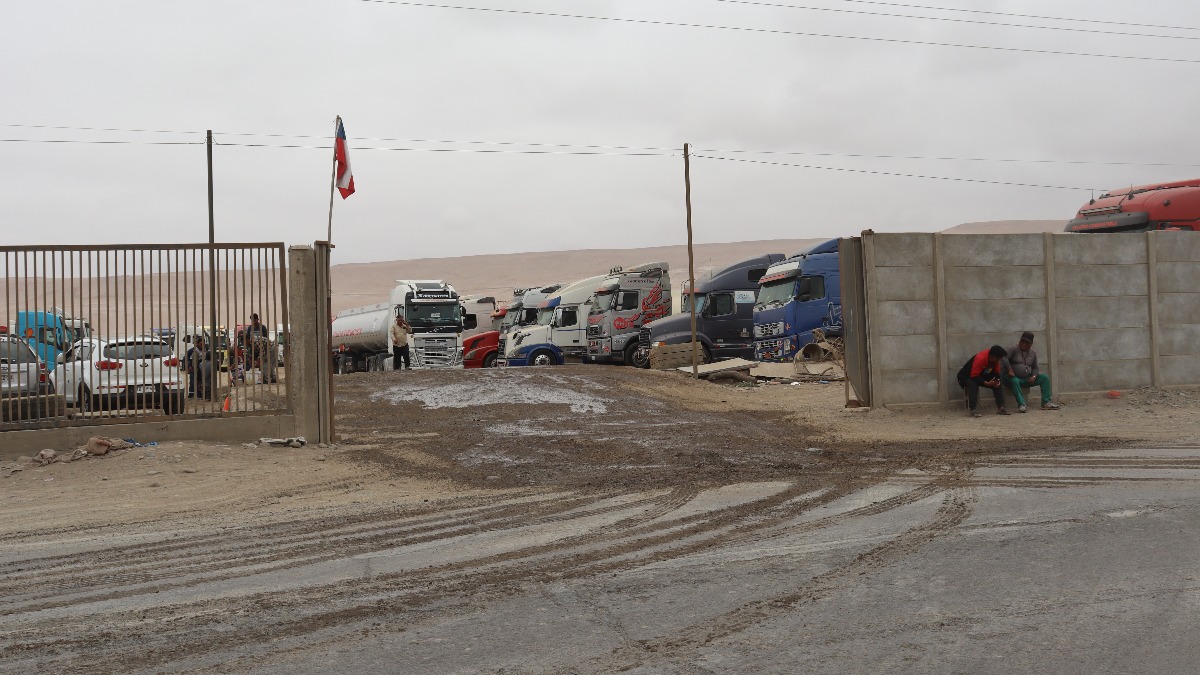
[[498, 275, 607, 366], [331, 280, 477, 372]]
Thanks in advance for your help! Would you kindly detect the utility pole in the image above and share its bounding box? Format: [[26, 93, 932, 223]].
[[684, 143, 697, 379], [207, 130, 218, 388]]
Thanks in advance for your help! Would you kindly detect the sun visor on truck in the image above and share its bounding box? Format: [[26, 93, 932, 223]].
[[1065, 211, 1150, 233], [758, 259, 803, 285]]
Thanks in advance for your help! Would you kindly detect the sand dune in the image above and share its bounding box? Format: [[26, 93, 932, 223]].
[[330, 220, 1067, 313]]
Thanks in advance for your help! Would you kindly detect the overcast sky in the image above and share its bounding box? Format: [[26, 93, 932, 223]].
[[4, 0, 1200, 264]]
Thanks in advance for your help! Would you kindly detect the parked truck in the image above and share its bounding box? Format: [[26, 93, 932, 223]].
[[331, 280, 477, 372], [639, 254, 784, 365], [585, 262, 672, 367], [752, 239, 842, 362], [499, 275, 606, 366], [14, 309, 92, 366], [463, 285, 561, 369], [1066, 178, 1200, 233]]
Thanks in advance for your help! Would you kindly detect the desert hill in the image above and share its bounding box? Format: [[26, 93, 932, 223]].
[[331, 238, 823, 314], [330, 220, 1067, 313]]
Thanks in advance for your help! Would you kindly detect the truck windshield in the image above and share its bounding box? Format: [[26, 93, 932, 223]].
[[755, 278, 796, 309], [681, 293, 707, 313], [406, 303, 461, 327], [591, 293, 616, 313], [537, 308, 555, 325]]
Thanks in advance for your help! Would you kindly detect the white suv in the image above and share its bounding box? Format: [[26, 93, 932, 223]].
[[53, 337, 186, 415]]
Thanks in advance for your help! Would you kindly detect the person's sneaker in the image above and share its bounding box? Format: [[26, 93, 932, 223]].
[[1018, 405, 1027, 413], [1042, 401, 1060, 410], [997, 407, 1011, 416], [969, 409, 982, 418]]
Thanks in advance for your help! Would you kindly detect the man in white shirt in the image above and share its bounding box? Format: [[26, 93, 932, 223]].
[[390, 315, 412, 371]]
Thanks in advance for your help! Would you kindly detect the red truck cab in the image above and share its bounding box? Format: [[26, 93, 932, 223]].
[[462, 307, 507, 368], [1067, 179, 1200, 233]]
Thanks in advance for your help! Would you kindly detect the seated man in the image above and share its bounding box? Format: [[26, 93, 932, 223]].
[[957, 345, 1010, 417], [1006, 331, 1059, 413]]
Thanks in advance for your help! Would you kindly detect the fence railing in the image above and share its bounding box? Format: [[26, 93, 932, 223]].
[[0, 244, 289, 431]]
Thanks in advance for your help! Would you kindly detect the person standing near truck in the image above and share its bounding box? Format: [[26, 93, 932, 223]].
[[1005, 331, 1060, 413], [391, 315, 412, 371], [957, 345, 1010, 417]]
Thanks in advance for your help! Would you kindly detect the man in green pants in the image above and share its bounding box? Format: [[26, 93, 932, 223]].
[[1006, 331, 1059, 413]]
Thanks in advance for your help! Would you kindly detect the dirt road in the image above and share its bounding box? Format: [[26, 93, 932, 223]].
[[2, 368, 1198, 672]]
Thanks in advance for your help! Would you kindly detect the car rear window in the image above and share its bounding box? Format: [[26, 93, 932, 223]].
[[103, 342, 172, 360], [0, 340, 37, 364]]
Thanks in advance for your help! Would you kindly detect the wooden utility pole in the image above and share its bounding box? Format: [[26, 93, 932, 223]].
[[206, 130, 218, 384], [684, 143, 698, 379]]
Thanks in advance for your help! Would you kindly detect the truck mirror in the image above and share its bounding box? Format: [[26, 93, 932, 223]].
[[56, 353, 66, 365], [464, 314, 478, 330]]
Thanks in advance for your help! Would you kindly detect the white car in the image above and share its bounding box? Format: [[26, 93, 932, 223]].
[[53, 337, 186, 415]]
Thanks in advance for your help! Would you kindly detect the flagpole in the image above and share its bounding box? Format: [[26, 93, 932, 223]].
[[326, 115, 340, 243]]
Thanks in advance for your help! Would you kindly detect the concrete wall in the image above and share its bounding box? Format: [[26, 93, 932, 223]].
[[862, 231, 1200, 407]]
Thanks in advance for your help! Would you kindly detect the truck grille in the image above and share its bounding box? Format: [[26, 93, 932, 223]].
[[498, 336, 507, 355], [754, 321, 784, 338], [638, 327, 651, 349], [419, 337, 457, 366]]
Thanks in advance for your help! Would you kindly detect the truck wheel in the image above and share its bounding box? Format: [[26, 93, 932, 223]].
[[530, 350, 555, 366], [624, 343, 648, 368], [483, 352, 498, 368]]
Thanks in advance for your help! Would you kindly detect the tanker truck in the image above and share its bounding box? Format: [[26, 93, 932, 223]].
[[332, 280, 477, 372]]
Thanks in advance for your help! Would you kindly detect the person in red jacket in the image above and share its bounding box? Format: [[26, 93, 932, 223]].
[[957, 345, 1010, 417]]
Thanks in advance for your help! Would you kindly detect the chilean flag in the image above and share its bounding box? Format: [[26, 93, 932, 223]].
[[335, 118, 355, 199]]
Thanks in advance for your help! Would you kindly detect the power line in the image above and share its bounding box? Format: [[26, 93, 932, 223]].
[[0, 138, 202, 146], [821, 0, 1200, 33], [691, 154, 1095, 190], [215, 141, 675, 157], [353, 0, 1200, 64], [712, 0, 1200, 42], [694, 147, 1200, 169], [6, 123, 1199, 168]]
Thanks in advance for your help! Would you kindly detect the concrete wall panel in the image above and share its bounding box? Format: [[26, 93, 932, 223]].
[[1154, 262, 1200, 294], [875, 300, 936, 336], [875, 334, 939, 370], [946, 333, 1033, 367], [1154, 231, 1200, 262], [1161, 355, 1200, 386], [1159, 324, 1200, 356], [874, 266, 936, 302], [1056, 296, 1150, 330], [1055, 264, 1148, 298], [1057, 327, 1150, 362], [945, 299, 1045, 334], [942, 234, 1045, 266], [943, 266, 1045, 301], [1055, 234, 1148, 265], [873, 234, 934, 267], [1057, 359, 1151, 392], [879, 369, 939, 404], [1158, 293, 1200, 325]]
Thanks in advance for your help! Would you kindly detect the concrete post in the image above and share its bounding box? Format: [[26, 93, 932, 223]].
[[933, 233, 948, 404], [863, 232, 882, 407], [287, 245, 332, 443], [1147, 231, 1162, 386], [1043, 233, 1059, 392]]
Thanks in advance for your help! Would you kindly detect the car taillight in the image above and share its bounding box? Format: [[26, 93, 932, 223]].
[[163, 357, 180, 367], [38, 362, 47, 382], [96, 360, 123, 371]]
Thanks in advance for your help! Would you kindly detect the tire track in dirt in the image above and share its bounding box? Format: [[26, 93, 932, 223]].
[[2, 475, 949, 672], [605, 484, 978, 669]]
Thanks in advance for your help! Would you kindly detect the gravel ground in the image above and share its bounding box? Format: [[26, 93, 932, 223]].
[[1, 367, 1197, 673]]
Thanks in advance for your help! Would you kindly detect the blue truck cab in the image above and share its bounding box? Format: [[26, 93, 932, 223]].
[[752, 239, 842, 362], [639, 254, 784, 364], [15, 310, 92, 366]]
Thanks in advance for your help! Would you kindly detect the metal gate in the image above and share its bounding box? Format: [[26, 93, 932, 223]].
[[838, 237, 871, 406], [0, 244, 290, 431]]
